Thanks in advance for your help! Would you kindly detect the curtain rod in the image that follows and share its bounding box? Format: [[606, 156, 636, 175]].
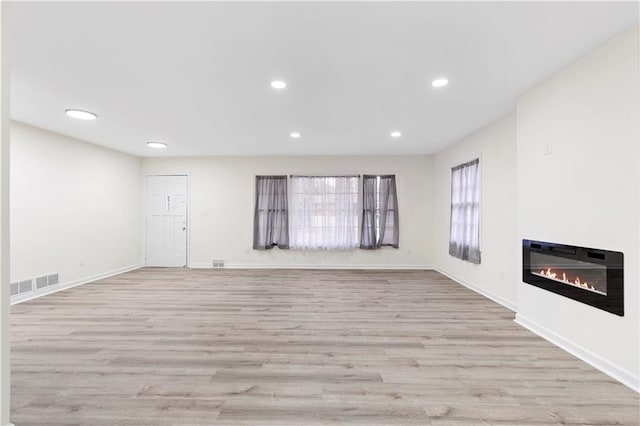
[[289, 175, 361, 178], [451, 158, 479, 171]]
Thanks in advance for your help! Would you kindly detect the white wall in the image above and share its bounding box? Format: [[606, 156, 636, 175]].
[[516, 26, 639, 389], [10, 122, 143, 297], [142, 155, 433, 268], [0, 4, 10, 424], [432, 113, 518, 310]]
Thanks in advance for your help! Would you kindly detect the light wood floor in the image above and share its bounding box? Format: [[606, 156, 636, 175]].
[[10, 268, 639, 425]]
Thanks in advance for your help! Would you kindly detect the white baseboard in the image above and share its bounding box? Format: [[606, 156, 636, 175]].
[[515, 314, 639, 393], [10, 264, 142, 305], [188, 263, 433, 270], [433, 266, 517, 312]]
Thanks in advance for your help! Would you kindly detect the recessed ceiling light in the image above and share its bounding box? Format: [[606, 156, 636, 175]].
[[431, 78, 449, 88], [147, 142, 167, 149], [290, 132, 301, 138], [65, 109, 97, 120], [390, 131, 402, 138], [271, 80, 287, 89]]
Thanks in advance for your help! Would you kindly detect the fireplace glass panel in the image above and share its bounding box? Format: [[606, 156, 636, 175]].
[[530, 252, 607, 295]]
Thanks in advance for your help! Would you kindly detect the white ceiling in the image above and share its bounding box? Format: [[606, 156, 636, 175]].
[[10, 2, 638, 157]]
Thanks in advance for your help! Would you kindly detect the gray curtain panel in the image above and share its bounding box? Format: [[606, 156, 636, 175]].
[[360, 176, 377, 249], [360, 175, 399, 249], [253, 176, 289, 250], [449, 159, 481, 263]]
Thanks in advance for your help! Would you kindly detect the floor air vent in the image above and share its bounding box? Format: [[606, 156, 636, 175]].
[[212, 259, 225, 268]]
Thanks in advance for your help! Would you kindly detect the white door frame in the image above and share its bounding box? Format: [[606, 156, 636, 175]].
[[144, 174, 190, 267]]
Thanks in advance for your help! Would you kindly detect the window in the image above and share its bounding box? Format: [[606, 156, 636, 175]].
[[253, 176, 289, 250], [290, 176, 359, 249], [361, 175, 399, 249], [449, 159, 481, 263]]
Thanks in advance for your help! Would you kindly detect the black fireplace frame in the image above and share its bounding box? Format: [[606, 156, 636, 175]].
[[522, 240, 624, 316]]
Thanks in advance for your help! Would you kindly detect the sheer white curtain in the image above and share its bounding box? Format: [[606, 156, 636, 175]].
[[290, 176, 359, 249], [449, 159, 481, 263]]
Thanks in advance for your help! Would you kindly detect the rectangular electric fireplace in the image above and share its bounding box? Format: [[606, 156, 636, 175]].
[[522, 240, 623, 316]]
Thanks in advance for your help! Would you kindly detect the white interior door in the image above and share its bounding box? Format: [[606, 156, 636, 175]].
[[146, 175, 188, 267]]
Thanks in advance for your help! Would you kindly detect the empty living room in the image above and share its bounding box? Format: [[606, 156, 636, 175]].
[[0, 1, 638, 425]]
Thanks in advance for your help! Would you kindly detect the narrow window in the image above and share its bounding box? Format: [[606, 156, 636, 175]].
[[361, 175, 399, 249], [449, 159, 481, 263]]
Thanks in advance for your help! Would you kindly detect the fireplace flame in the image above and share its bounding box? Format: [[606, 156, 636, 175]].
[[539, 268, 596, 292]]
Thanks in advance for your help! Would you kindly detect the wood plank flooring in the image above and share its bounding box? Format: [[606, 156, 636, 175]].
[[10, 268, 640, 425]]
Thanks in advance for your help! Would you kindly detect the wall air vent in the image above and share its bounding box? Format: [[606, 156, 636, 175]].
[[47, 273, 59, 286], [36, 276, 48, 289], [19, 279, 33, 294], [11, 272, 60, 298], [212, 259, 225, 268]]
